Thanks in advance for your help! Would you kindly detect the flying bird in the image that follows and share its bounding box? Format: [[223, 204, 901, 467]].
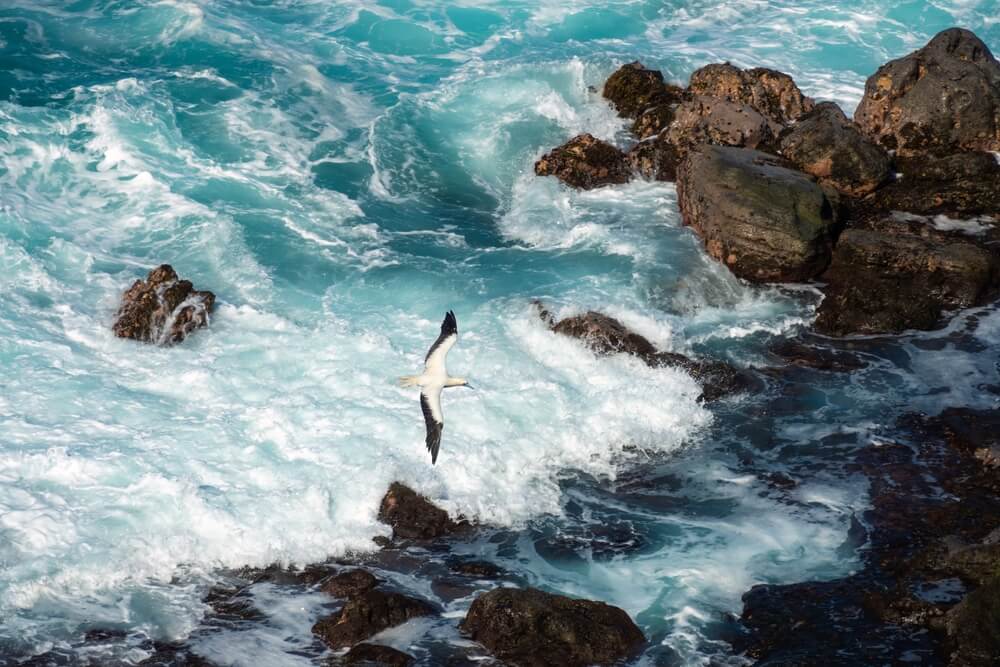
[[398, 311, 471, 464]]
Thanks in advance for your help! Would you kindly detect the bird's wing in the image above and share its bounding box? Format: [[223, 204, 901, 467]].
[[423, 310, 458, 374], [420, 386, 444, 464]]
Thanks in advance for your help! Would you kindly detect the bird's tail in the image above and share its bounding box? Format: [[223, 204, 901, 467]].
[[398, 375, 421, 388]]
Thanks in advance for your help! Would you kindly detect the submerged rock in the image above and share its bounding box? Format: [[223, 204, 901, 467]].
[[533, 133, 630, 190], [626, 136, 681, 182], [815, 221, 1000, 335], [460, 587, 644, 667], [342, 643, 414, 666], [377, 482, 465, 541], [854, 28, 1000, 155], [688, 63, 814, 126], [665, 95, 778, 155], [113, 264, 215, 345], [322, 569, 379, 598], [312, 590, 435, 649], [602, 61, 680, 119], [779, 102, 891, 196], [547, 309, 749, 401], [676, 145, 841, 283]]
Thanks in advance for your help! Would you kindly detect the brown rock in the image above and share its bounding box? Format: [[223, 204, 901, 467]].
[[342, 643, 414, 666], [460, 587, 644, 667], [946, 577, 1000, 666], [688, 63, 814, 125], [312, 590, 434, 649], [322, 570, 379, 598], [113, 264, 215, 345], [534, 134, 630, 190], [631, 104, 676, 139], [779, 102, 891, 196], [676, 145, 841, 283], [626, 136, 681, 182], [377, 482, 463, 541], [815, 222, 1000, 335], [602, 61, 681, 119], [854, 28, 1000, 156], [666, 95, 778, 155]]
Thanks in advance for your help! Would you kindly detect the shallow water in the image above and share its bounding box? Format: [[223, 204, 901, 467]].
[[1, 1, 999, 665]]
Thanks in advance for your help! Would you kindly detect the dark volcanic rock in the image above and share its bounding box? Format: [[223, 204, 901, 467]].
[[602, 61, 681, 119], [460, 587, 644, 667], [534, 134, 630, 190], [312, 590, 434, 649], [946, 577, 1000, 665], [853, 151, 1000, 222], [378, 482, 464, 541], [768, 338, 867, 372], [113, 264, 215, 345], [322, 570, 379, 598], [666, 95, 778, 155], [548, 310, 750, 401], [779, 101, 892, 196], [626, 136, 681, 182], [676, 145, 841, 283], [342, 643, 414, 666], [854, 28, 1000, 156], [688, 62, 814, 125], [815, 221, 1000, 335]]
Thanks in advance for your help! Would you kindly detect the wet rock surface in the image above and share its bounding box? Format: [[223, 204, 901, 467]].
[[312, 590, 435, 650], [460, 587, 645, 667], [676, 145, 841, 283], [854, 28, 1000, 156], [322, 569, 380, 598], [815, 219, 1000, 335], [533, 133, 630, 190], [341, 643, 414, 666], [602, 61, 681, 119], [779, 101, 891, 196], [113, 264, 215, 345], [626, 135, 681, 182], [688, 63, 814, 126], [666, 95, 778, 155], [377, 482, 466, 541], [546, 308, 750, 401]]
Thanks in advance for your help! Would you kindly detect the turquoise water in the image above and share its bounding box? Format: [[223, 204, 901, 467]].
[[2, 1, 999, 665]]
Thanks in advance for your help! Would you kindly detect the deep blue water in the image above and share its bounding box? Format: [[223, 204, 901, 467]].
[[1, 1, 999, 665]]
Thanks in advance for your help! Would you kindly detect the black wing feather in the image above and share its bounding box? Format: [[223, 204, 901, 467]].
[[424, 310, 458, 363], [420, 392, 443, 465]]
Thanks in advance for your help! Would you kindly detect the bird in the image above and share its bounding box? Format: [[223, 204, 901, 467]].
[[398, 311, 472, 464]]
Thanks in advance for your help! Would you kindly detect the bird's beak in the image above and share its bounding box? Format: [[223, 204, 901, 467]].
[[465, 384, 475, 390]]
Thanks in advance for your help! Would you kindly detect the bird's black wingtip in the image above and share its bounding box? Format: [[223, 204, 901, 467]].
[[441, 310, 457, 336]]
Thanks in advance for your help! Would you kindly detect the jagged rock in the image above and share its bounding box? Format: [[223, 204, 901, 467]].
[[322, 570, 379, 598], [113, 264, 215, 345], [676, 145, 841, 283], [626, 136, 681, 182], [460, 587, 644, 667], [533, 134, 630, 190], [342, 643, 414, 666], [853, 151, 1000, 222], [602, 61, 681, 119], [312, 590, 434, 649], [946, 577, 1000, 666], [666, 96, 778, 155], [854, 28, 1000, 156], [688, 63, 814, 125], [768, 338, 867, 372], [631, 104, 677, 139], [779, 102, 891, 196], [814, 220, 1000, 335], [377, 482, 465, 541], [547, 309, 749, 401]]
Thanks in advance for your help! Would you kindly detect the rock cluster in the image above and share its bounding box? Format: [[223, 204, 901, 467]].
[[534, 27, 1000, 336], [113, 264, 215, 345]]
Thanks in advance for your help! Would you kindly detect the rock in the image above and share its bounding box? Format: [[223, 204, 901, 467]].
[[342, 643, 414, 666], [312, 590, 434, 650], [547, 310, 749, 401], [602, 61, 681, 119], [626, 136, 681, 182], [113, 264, 215, 345], [631, 104, 676, 140], [534, 134, 630, 190], [666, 95, 778, 155], [814, 221, 1000, 335], [449, 560, 505, 579], [853, 151, 1000, 221], [854, 28, 1000, 156], [459, 587, 644, 667], [768, 338, 867, 372], [676, 145, 841, 283], [322, 570, 379, 598], [946, 577, 1000, 666], [688, 63, 814, 125], [377, 482, 464, 541], [779, 102, 891, 196]]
